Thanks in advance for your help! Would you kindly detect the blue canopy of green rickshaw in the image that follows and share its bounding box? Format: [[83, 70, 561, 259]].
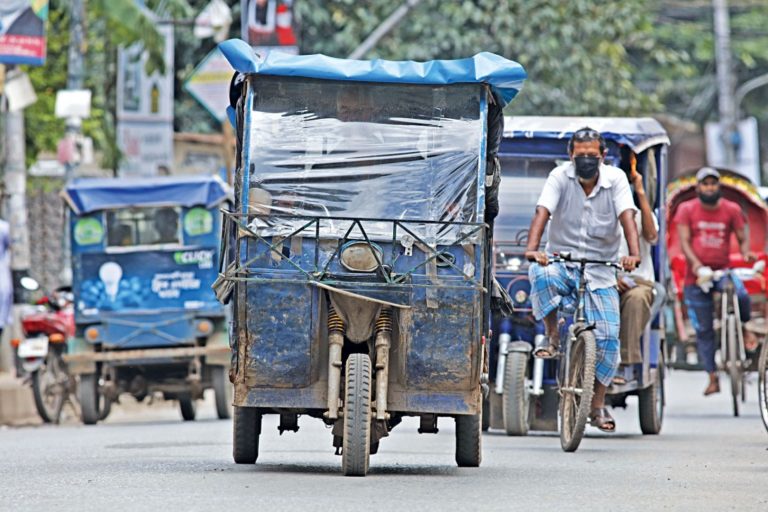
[[218, 39, 527, 107], [63, 175, 231, 215], [504, 116, 670, 154]]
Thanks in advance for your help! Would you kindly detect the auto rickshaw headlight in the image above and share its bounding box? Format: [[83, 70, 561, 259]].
[[514, 290, 528, 304], [196, 319, 213, 335], [340, 241, 383, 273], [507, 257, 522, 272], [84, 327, 100, 342]]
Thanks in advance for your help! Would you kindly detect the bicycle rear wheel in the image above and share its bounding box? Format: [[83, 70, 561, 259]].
[[726, 315, 740, 417], [559, 329, 596, 452], [758, 340, 768, 433]]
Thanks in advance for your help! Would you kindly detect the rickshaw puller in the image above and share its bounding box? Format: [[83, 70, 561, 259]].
[[615, 162, 659, 384], [674, 167, 756, 396], [525, 127, 640, 432]]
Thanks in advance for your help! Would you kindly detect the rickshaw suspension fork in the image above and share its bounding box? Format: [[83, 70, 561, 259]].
[[325, 306, 345, 420], [374, 308, 393, 421]]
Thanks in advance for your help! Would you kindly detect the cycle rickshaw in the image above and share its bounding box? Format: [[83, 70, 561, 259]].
[[487, 117, 670, 445], [216, 39, 526, 475], [666, 169, 768, 417]]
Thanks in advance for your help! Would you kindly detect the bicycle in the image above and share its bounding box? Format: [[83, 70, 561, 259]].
[[531, 252, 624, 452], [706, 266, 761, 417]]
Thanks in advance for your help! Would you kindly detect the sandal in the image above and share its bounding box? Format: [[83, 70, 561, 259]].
[[533, 336, 559, 359], [611, 375, 628, 386], [589, 408, 616, 432]]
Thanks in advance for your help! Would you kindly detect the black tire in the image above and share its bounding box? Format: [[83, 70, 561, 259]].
[[78, 373, 104, 425], [179, 395, 197, 421], [212, 366, 233, 420], [638, 350, 665, 435], [342, 353, 372, 476], [503, 350, 530, 436], [455, 412, 482, 467], [31, 352, 66, 424], [726, 315, 740, 417], [758, 340, 768, 433], [233, 406, 261, 464], [481, 396, 490, 432], [559, 329, 596, 453]]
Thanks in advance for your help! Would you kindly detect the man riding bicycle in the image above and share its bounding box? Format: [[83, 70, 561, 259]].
[[525, 127, 640, 432], [674, 167, 756, 396]]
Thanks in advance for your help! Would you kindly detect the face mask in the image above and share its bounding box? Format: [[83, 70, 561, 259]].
[[698, 189, 721, 205], [574, 156, 600, 180]]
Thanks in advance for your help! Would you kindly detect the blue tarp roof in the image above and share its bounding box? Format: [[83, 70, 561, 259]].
[[219, 39, 527, 107], [503, 116, 670, 153], [63, 175, 231, 215]]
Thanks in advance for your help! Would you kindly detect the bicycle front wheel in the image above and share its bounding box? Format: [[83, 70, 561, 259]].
[[726, 315, 741, 417], [559, 329, 596, 452], [758, 339, 768, 432]]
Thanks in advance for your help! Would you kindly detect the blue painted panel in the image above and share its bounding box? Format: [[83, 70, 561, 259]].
[[99, 310, 197, 349], [407, 285, 479, 391], [245, 281, 316, 388], [404, 392, 475, 414]]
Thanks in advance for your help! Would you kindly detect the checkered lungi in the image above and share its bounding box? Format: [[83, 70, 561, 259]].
[[528, 262, 621, 386]]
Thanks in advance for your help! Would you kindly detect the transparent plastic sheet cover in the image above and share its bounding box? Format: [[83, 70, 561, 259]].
[[244, 76, 485, 245]]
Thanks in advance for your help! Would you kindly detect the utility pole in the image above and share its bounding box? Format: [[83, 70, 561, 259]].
[[713, 0, 737, 166], [61, 0, 87, 286]]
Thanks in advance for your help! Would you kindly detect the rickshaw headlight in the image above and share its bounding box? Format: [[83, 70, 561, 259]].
[[340, 241, 383, 273], [49, 333, 66, 344], [84, 327, 100, 342], [514, 290, 528, 304], [507, 258, 522, 271], [196, 319, 213, 335]]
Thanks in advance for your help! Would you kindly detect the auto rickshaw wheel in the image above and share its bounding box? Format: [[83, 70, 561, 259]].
[[638, 351, 665, 435], [757, 340, 768, 433], [559, 330, 596, 453], [455, 411, 482, 467], [342, 353, 372, 477], [179, 395, 197, 421], [79, 373, 106, 425], [503, 350, 530, 436], [233, 406, 261, 464], [481, 397, 490, 432], [212, 366, 233, 420]]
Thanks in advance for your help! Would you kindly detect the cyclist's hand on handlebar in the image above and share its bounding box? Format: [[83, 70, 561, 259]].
[[743, 251, 758, 263], [620, 255, 641, 272], [525, 251, 549, 266]]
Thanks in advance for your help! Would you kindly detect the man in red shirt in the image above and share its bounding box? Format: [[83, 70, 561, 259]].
[[675, 167, 755, 395]]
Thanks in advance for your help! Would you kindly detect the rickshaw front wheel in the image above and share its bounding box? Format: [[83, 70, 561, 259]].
[[342, 353, 372, 477], [757, 339, 768, 433], [212, 366, 233, 420], [503, 350, 530, 436], [179, 395, 197, 421], [233, 406, 261, 464]]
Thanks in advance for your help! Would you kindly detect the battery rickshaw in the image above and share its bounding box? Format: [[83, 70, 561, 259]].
[[216, 39, 526, 475]]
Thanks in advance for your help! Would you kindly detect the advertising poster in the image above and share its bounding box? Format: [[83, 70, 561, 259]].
[[74, 249, 220, 317], [0, 0, 48, 66], [241, 0, 299, 56], [116, 23, 174, 176]]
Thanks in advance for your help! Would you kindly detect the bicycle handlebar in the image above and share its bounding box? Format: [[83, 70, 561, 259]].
[[527, 251, 628, 271]]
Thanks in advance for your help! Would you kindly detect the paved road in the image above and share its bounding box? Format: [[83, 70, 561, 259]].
[[1, 370, 767, 511]]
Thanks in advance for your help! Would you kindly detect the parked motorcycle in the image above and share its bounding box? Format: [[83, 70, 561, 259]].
[[11, 279, 78, 424]]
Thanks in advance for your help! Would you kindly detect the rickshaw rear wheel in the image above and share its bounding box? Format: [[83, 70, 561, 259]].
[[455, 411, 482, 467], [758, 339, 768, 433], [559, 330, 596, 453], [212, 366, 233, 420], [79, 373, 106, 425], [638, 350, 665, 435], [179, 395, 197, 421], [503, 350, 530, 436], [342, 353, 372, 477], [233, 406, 261, 464]]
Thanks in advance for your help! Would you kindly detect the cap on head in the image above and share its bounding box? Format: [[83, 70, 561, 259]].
[[696, 167, 720, 182]]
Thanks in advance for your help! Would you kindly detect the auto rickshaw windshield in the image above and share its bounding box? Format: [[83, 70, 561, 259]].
[[245, 76, 486, 244]]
